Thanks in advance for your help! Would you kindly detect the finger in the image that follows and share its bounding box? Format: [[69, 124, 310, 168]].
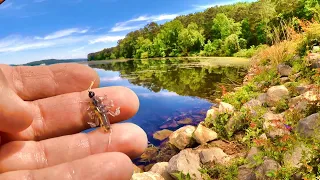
[[0, 63, 100, 101], [0, 152, 133, 180], [1, 86, 140, 142], [0, 123, 147, 173], [0, 69, 33, 133]]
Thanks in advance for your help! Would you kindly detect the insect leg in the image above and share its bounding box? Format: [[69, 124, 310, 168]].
[[107, 107, 121, 117]]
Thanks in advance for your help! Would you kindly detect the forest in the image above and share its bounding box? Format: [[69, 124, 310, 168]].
[[88, 0, 320, 61]]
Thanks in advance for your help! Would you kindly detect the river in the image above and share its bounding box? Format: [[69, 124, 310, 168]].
[[85, 57, 249, 146]]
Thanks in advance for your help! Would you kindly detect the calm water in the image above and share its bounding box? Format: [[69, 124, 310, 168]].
[[86, 58, 249, 146]]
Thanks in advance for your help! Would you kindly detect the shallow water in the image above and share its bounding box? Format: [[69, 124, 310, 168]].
[[86, 58, 249, 146]]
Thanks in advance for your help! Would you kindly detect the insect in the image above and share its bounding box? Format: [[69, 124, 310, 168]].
[[86, 80, 121, 146]]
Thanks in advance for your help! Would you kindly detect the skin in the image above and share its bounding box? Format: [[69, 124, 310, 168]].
[[0, 63, 147, 180]]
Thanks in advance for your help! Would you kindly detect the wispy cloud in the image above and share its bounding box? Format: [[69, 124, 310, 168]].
[[110, 14, 178, 32], [34, 0, 47, 3], [0, 2, 13, 9], [192, 0, 256, 11], [0, 28, 124, 54], [89, 35, 125, 44], [35, 28, 89, 40]]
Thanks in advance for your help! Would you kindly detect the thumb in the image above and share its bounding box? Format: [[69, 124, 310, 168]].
[[0, 69, 33, 133]]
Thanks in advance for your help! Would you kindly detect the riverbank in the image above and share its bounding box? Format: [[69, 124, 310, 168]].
[[131, 21, 320, 179]]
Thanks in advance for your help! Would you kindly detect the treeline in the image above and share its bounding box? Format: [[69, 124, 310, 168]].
[[88, 0, 320, 61]]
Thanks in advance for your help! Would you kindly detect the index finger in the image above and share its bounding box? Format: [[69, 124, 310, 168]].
[[0, 63, 100, 101]]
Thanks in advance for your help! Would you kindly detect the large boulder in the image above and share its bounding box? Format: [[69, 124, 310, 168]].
[[266, 85, 289, 107], [169, 125, 196, 150], [218, 102, 235, 114], [283, 143, 312, 168], [193, 122, 218, 144], [167, 149, 202, 180]]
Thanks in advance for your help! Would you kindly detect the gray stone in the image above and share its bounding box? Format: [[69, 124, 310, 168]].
[[277, 64, 292, 77], [169, 125, 196, 150], [237, 165, 256, 180], [255, 157, 281, 180], [167, 149, 202, 180], [206, 108, 219, 122], [193, 122, 218, 144], [131, 172, 165, 180], [218, 102, 235, 114], [296, 113, 320, 139], [149, 162, 174, 180], [263, 112, 290, 138], [280, 77, 290, 83], [199, 147, 230, 165], [283, 144, 312, 168], [246, 147, 261, 167], [243, 99, 263, 116], [257, 93, 267, 105], [266, 85, 289, 107]]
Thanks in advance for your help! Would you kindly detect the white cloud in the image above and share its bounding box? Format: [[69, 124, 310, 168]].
[[36, 28, 89, 40], [110, 14, 178, 32], [89, 35, 125, 44], [34, 0, 46, 2], [192, 0, 256, 11]]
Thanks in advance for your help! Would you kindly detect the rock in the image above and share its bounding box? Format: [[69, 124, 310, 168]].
[[169, 125, 196, 150], [131, 172, 165, 180], [277, 64, 292, 77], [280, 77, 290, 83], [263, 112, 290, 138], [311, 60, 320, 68], [153, 129, 174, 141], [309, 53, 320, 61], [296, 113, 320, 139], [259, 133, 268, 140], [283, 144, 312, 168], [237, 165, 256, 180], [218, 102, 235, 114], [149, 162, 174, 180], [134, 165, 144, 173], [303, 90, 320, 102], [206, 107, 219, 121], [193, 122, 218, 144], [296, 85, 311, 95], [313, 46, 320, 52], [255, 157, 281, 180], [243, 99, 263, 116], [199, 147, 231, 165], [266, 85, 289, 107], [167, 149, 202, 180], [140, 146, 159, 162], [177, 118, 193, 125], [246, 147, 261, 167], [257, 93, 267, 105]]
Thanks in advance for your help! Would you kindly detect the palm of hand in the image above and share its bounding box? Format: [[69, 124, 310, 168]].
[[0, 63, 147, 180]]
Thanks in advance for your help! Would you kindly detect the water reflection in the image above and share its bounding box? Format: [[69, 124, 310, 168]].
[[88, 58, 248, 145]]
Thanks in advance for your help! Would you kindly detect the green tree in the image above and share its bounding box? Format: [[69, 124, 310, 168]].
[[212, 13, 241, 40], [178, 23, 205, 55]]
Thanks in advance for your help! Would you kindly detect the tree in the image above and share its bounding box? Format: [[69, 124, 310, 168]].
[[178, 23, 205, 54], [212, 13, 241, 40]]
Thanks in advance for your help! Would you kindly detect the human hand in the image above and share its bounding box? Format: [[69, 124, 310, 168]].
[[0, 63, 147, 180]]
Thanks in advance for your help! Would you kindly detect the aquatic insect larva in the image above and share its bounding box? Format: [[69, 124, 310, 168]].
[[86, 80, 121, 147]]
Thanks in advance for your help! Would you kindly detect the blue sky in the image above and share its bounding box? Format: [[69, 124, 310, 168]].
[[0, 0, 254, 64]]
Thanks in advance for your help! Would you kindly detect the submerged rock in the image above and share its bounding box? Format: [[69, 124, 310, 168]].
[[296, 113, 320, 139], [199, 147, 230, 165], [153, 129, 173, 141], [193, 122, 218, 144], [169, 125, 196, 150], [167, 149, 202, 180], [177, 118, 193, 125], [149, 162, 174, 180], [266, 85, 289, 107]]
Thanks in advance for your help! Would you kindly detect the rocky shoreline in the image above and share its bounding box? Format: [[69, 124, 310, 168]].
[[131, 42, 320, 180]]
